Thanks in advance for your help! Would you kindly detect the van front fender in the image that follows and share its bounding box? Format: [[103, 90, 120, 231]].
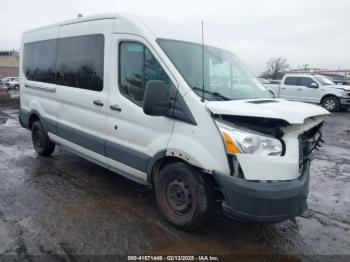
[[165, 135, 230, 175]]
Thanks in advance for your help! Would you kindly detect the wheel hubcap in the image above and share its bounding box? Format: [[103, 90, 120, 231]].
[[166, 178, 192, 214], [325, 99, 335, 110]]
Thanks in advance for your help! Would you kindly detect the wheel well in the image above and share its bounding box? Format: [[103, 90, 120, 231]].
[[321, 94, 339, 104], [28, 113, 40, 130], [149, 156, 225, 202], [149, 156, 186, 186]]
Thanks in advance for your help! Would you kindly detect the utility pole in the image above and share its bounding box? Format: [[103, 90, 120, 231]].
[[302, 64, 309, 71]]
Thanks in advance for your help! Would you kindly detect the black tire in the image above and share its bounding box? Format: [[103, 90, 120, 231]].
[[321, 96, 339, 112], [14, 85, 19, 90], [31, 121, 55, 156], [154, 162, 214, 231]]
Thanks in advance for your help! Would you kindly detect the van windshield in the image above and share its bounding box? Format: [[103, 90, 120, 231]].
[[157, 39, 270, 101]]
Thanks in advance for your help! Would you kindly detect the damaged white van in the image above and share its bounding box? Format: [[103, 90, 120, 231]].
[[19, 14, 329, 230]]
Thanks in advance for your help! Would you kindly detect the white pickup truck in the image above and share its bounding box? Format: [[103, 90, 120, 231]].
[[264, 74, 350, 112]]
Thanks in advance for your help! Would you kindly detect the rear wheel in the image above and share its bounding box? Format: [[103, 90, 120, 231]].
[[321, 96, 339, 112], [154, 162, 214, 231], [31, 121, 55, 156]]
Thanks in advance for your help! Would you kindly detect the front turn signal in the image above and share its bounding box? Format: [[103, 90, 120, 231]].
[[222, 131, 240, 154]]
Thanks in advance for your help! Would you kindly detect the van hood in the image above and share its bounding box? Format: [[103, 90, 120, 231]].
[[206, 99, 330, 124]]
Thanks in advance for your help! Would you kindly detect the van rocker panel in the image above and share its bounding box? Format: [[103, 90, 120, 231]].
[[19, 109, 152, 174]]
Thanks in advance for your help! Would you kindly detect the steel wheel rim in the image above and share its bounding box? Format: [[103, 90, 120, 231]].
[[166, 177, 192, 214]]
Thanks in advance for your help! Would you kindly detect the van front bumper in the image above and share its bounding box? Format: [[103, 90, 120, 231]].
[[213, 160, 310, 224]]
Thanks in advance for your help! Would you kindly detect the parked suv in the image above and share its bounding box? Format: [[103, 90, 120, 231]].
[[264, 74, 350, 112], [19, 14, 329, 230]]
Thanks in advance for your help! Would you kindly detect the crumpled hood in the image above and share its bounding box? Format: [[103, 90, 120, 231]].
[[206, 99, 330, 124]]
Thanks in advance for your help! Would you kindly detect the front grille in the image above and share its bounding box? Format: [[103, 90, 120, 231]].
[[298, 123, 324, 173]]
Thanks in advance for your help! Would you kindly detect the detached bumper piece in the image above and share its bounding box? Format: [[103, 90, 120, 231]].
[[214, 161, 310, 223]]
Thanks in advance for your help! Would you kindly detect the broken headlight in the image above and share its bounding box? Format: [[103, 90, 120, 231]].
[[216, 121, 282, 156]]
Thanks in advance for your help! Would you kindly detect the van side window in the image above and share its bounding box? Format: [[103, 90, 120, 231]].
[[23, 39, 58, 84], [284, 77, 299, 85], [119, 42, 172, 107], [57, 34, 104, 91], [299, 77, 316, 88]]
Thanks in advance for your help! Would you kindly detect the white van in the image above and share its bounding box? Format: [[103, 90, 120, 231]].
[[19, 14, 329, 230]]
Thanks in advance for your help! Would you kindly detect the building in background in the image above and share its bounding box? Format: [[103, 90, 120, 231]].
[[0, 50, 19, 77]]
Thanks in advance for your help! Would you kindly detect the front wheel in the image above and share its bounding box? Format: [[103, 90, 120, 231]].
[[31, 121, 55, 156], [154, 162, 214, 231], [321, 96, 339, 112]]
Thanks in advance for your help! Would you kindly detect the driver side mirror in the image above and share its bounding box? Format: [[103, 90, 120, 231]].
[[143, 80, 170, 116], [310, 83, 318, 88]]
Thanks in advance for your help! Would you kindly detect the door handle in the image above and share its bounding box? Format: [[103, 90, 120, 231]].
[[93, 99, 104, 106], [110, 104, 122, 112], [281, 87, 286, 90], [297, 88, 302, 91]]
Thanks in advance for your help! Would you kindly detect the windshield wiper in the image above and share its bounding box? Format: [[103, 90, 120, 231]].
[[192, 87, 230, 101]]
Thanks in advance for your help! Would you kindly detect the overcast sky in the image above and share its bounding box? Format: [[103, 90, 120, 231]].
[[1, 0, 349, 74]]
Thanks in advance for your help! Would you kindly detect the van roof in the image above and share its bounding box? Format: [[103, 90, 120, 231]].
[[23, 13, 225, 49]]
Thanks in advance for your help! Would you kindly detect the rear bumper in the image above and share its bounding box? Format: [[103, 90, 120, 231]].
[[214, 161, 310, 224]]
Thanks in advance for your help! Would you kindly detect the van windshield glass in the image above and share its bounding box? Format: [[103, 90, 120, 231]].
[[157, 39, 270, 101]]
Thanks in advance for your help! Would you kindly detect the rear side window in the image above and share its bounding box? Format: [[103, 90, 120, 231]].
[[284, 77, 299, 85], [23, 39, 57, 84], [119, 42, 172, 106], [57, 34, 104, 91]]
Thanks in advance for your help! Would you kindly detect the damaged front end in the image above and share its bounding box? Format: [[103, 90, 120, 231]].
[[212, 114, 327, 223], [213, 113, 326, 181], [298, 122, 324, 174]]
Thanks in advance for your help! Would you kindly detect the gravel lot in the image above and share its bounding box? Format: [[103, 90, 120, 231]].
[[0, 91, 350, 261]]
